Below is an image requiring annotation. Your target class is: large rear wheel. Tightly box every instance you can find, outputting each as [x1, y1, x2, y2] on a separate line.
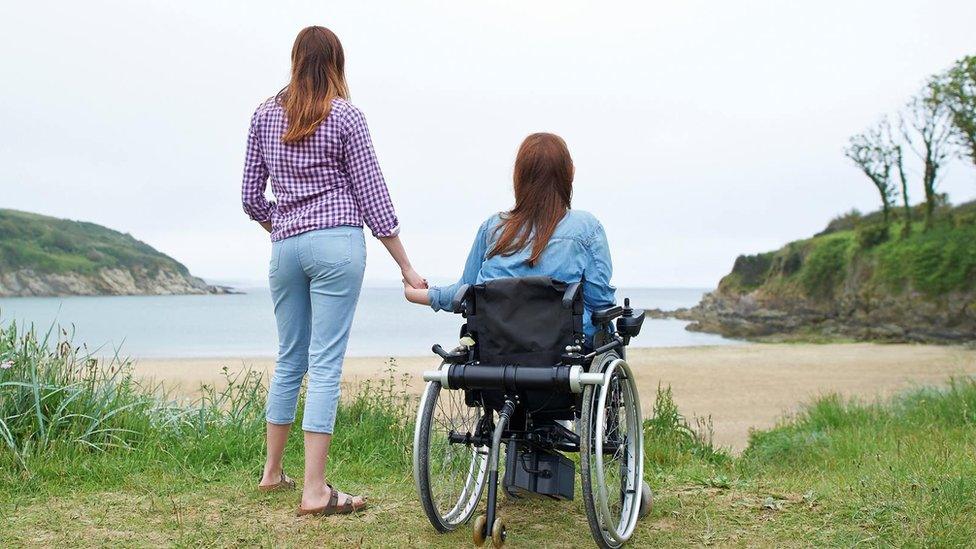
[414, 380, 490, 532]
[580, 354, 644, 548]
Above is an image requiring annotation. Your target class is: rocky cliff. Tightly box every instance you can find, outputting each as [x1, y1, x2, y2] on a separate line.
[0, 209, 229, 297]
[684, 202, 976, 344]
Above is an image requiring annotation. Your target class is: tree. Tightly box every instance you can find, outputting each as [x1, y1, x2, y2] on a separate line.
[891, 138, 912, 238]
[937, 55, 976, 172]
[845, 119, 898, 226]
[900, 83, 953, 230]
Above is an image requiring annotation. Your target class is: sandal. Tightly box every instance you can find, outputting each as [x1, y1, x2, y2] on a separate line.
[296, 483, 369, 516]
[258, 471, 296, 492]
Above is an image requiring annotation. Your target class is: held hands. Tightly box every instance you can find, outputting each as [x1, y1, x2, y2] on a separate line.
[402, 266, 431, 306]
[401, 266, 428, 290]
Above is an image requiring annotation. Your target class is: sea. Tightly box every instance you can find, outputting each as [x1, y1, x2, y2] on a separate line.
[0, 287, 740, 358]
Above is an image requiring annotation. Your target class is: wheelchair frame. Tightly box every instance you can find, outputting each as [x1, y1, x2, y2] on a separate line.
[413, 279, 649, 548]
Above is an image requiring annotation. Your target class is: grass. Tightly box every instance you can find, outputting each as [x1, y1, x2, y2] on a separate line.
[0, 209, 188, 275]
[2, 322, 976, 547]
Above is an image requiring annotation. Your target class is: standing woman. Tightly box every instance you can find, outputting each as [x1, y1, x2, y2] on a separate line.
[242, 26, 424, 515]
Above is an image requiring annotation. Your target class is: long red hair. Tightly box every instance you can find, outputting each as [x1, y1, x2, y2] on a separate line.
[278, 26, 349, 143]
[489, 133, 574, 267]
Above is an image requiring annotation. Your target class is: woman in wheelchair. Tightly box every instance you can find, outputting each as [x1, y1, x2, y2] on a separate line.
[403, 132, 615, 346]
[405, 133, 650, 548]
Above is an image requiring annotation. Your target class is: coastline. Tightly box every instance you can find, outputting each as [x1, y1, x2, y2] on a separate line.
[132, 343, 976, 452]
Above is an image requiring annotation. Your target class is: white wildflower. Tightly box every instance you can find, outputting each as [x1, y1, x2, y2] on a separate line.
[0, 360, 12, 370]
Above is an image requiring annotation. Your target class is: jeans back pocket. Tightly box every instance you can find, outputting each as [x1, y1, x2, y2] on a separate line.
[309, 232, 352, 267]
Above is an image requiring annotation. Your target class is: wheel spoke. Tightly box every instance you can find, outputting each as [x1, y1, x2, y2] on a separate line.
[417, 383, 489, 530]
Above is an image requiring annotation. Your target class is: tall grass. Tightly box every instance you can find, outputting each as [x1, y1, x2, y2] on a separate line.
[0, 321, 412, 487]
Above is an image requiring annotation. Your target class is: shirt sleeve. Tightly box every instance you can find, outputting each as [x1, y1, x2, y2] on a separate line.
[342, 107, 400, 238]
[582, 221, 617, 312]
[241, 109, 276, 223]
[429, 219, 491, 312]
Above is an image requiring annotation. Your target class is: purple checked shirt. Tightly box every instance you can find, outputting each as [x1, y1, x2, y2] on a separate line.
[241, 97, 399, 241]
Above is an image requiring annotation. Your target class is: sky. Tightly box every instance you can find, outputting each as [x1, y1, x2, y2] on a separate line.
[1, 1, 974, 288]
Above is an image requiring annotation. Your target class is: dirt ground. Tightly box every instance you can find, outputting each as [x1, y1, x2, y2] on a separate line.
[133, 343, 976, 452]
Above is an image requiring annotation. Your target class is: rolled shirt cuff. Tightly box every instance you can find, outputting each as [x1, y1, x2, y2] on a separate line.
[428, 286, 444, 311]
[245, 201, 276, 223]
[371, 223, 400, 239]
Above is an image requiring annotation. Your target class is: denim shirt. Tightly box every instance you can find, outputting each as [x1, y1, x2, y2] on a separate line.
[428, 209, 617, 341]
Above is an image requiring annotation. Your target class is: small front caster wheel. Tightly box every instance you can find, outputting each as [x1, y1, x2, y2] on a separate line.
[639, 481, 654, 520]
[491, 517, 507, 548]
[472, 514, 488, 546]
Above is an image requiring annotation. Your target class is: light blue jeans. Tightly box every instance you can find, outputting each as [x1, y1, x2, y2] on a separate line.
[266, 226, 366, 434]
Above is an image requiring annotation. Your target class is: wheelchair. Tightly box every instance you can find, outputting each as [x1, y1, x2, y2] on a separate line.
[413, 276, 650, 548]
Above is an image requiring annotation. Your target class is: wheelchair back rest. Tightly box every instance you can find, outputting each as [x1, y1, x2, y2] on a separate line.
[464, 276, 584, 366]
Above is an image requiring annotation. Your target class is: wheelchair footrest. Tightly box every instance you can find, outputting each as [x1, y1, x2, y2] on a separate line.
[503, 441, 575, 500]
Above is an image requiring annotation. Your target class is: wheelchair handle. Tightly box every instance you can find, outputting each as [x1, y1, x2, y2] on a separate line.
[432, 344, 467, 364]
[431, 344, 451, 359]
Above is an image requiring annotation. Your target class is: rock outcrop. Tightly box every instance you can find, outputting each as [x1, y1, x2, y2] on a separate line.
[684, 287, 976, 343]
[0, 267, 230, 297]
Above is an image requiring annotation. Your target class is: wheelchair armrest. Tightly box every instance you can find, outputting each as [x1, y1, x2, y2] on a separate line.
[592, 305, 624, 325]
[451, 284, 471, 314]
[561, 281, 582, 309]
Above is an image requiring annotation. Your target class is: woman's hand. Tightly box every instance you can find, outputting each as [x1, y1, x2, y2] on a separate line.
[379, 235, 427, 288]
[402, 266, 428, 289]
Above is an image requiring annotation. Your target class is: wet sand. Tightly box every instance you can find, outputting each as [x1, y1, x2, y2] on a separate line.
[133, 343, 976, 452]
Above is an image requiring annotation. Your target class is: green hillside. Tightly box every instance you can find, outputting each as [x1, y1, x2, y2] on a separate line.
[721, 201, 976, 299]
[690, 200, 976, 343]
[0, 209, 188, 276]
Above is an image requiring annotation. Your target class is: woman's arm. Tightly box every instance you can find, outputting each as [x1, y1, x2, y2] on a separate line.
[380, 234, 426, 289]
[417, 218, 491, 310]
[242, 109, 276, 228]
[341, 106, 424, 283]
[582, 221, 617, 311]
[403, 282, 430, 305]
[342, 106, 400, 239]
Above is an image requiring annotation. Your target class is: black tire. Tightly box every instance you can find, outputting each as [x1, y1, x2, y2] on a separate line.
[580, 353, 643, 549]
[414, 381, 489, 532]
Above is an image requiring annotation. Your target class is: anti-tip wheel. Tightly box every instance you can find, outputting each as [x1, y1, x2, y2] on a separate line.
[472, 514, 488, 546]
[639, 481, 654, 520]
[491, 517, 507, 548]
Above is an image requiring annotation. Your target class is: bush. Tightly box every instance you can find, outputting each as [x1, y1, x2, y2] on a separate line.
[724, 252, 774, 291]
[800, 234, 853, 299]
[856, 222, 890, 249]
[874, 224, 976, 294]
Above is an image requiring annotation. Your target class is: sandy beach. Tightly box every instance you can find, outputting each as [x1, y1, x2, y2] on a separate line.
[133, 343, 976, 452]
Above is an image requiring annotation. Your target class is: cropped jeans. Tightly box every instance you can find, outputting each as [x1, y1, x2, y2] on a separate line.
[265, 226, 366, 434]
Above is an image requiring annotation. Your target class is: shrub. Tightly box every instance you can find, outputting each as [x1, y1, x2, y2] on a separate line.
[800, 234, 853, 299]
[724, 252, 774, 291]
[874, 223, 976, 294]
[856, 222, 890, 249]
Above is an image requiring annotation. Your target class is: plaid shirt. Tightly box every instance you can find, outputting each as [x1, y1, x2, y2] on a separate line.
[241, 98, 400, 241]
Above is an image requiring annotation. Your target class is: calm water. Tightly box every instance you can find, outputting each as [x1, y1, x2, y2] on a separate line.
[0, 287, 738, 358]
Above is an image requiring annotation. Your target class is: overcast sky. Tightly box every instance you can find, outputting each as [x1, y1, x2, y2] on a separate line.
[1, 1, 974, 288]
